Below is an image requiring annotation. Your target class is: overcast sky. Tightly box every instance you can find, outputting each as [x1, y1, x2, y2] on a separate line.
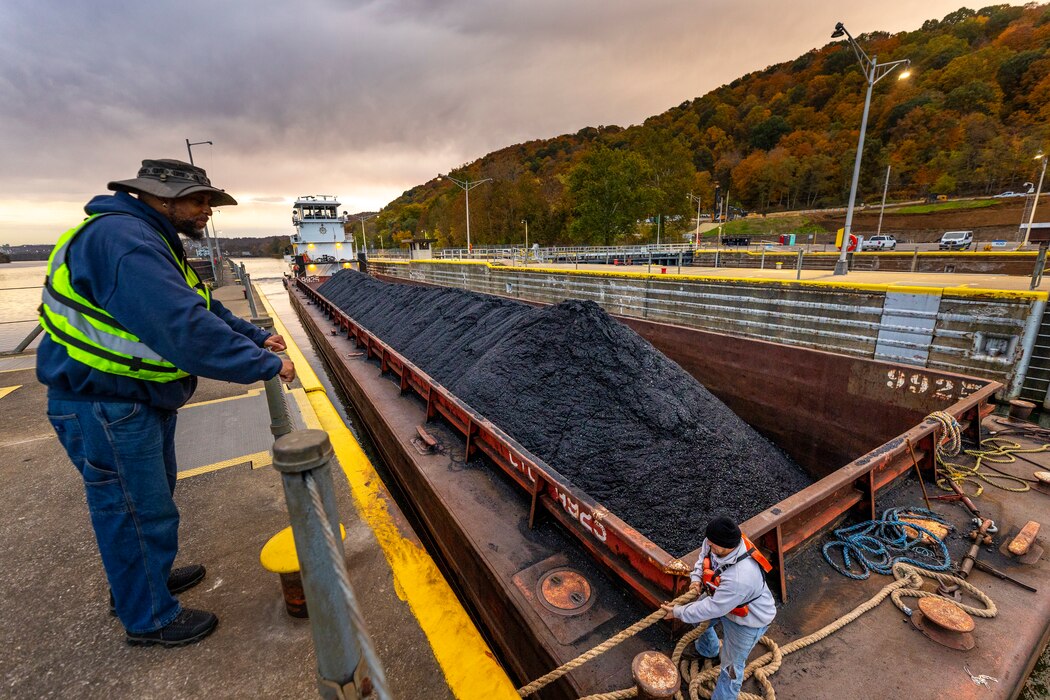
[0, 0, 1015, 245]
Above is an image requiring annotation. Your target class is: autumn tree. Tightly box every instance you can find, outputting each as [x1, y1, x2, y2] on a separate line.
[566, 146, 655, 245]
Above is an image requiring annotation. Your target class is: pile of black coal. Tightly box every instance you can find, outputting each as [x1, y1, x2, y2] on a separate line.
[317, 271, 812, 556]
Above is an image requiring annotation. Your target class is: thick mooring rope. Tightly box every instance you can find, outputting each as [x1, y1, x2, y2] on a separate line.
[516, 589, 699, 697]
[554, 563, 995, 700]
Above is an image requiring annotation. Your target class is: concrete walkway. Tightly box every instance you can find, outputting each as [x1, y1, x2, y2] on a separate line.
[0, 284, 502, 698]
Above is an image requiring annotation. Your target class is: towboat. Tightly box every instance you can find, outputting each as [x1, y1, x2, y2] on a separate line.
[287, 195, 355, 277]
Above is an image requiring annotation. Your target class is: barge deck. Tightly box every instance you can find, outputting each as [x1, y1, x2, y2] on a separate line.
[292, 275, 1050, 699]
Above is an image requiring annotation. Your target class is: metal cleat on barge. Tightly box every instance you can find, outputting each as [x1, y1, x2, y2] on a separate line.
[286, 195, 355, 277]
[289, 270, 1050, 699]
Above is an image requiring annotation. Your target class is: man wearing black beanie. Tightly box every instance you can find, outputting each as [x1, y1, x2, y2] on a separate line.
[661, 516, 776, 700]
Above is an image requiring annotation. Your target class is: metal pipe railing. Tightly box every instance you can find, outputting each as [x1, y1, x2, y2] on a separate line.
[240, 263, 260, 319]
[256, 316, 293, 438]
[272, 430, 389, 700]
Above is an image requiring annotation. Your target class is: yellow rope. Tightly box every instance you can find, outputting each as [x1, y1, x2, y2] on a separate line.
[552, 563, 995, 700]
[927, 412, 1041, 495]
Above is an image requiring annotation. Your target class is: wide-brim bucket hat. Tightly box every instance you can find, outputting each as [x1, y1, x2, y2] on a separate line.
[108, 158, 238, 206]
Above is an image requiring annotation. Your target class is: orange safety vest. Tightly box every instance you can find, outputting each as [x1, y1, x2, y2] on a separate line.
[700, 535, 773, 617]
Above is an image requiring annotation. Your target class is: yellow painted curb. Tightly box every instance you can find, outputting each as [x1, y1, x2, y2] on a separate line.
[258, 287, 518, 699]
[379, 259, 1047, 301]
[0, 385, 22, 400]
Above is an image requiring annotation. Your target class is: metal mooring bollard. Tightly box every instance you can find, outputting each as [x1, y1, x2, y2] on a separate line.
[273, 430, 389, 700]
[631, 651, 679, 699]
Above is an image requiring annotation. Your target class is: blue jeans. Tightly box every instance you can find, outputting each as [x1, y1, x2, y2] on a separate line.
[47, 398, 181, 634]
[695, 616, 769, 700]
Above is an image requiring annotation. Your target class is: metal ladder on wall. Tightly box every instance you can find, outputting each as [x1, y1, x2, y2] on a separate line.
[1020, 302, 1050, 405]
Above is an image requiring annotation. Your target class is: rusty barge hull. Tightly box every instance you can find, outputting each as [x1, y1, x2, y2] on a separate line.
[291, 278, 1050, 699]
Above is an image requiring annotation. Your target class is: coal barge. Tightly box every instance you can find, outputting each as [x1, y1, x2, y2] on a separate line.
[289, 273, 1050, 699]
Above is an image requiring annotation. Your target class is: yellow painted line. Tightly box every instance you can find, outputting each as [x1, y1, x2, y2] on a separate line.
[257, 289, 324, 393]
[390, 259, 1048, 301]
[0, 366, 34, 374]
[183, 387, 264, 408]
[288, 387, 323, 430]
[0, 385, 22, 400]
[307, 392, 518, 699]
[177, 450, 272, 480]
[265, 286, 516, 698]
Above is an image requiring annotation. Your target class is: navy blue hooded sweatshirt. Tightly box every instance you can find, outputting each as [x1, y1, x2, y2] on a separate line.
[37, 192, 283, 410]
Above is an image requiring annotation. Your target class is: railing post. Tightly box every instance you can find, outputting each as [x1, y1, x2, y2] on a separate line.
[796, 249, 804, 280]
[1031, 242, 1048, 290]
[3, 323, 43, 355]
[273, 430, 389, 700]
[242, 267, 260, 319]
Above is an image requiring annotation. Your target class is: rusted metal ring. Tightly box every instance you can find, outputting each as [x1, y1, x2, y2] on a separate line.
[537, 567, 595, 616]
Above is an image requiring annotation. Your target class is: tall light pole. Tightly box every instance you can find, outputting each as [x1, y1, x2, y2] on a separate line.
[185, 139, 221, 284]
[439, 175, 491, 256]
[830, 22, 911, 275]
[1022, 152, 1047, 250]
[521, 218, 529, 265]
[687, 193, 703, 249]
[357, 213, 378, 254]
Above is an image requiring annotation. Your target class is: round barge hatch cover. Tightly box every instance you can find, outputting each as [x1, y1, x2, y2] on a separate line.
[537, 568, 595, 616]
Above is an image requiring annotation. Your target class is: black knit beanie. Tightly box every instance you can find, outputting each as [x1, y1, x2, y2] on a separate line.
[706, 517, 741, 548]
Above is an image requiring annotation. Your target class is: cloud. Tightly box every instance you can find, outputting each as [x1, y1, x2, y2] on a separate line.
[0, 0, 1014, 243]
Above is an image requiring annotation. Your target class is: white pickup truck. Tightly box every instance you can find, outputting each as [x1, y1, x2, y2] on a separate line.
[861, 235, 897, 251]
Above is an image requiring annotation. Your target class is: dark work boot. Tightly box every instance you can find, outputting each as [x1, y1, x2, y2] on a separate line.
[126, 608, 218, 647]
[167, 564, 207, 594]
[110, 564, 207, 615]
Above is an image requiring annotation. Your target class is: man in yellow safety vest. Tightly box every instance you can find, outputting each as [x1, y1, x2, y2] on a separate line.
[38, 159, 295, 646]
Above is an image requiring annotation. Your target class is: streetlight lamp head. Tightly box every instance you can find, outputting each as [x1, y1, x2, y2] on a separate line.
[1036, 152, 1047, 161]
[831, 22, 846, 38]
[898, 69, 911, 80]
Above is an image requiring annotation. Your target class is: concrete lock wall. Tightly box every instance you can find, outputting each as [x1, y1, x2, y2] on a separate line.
[368, 260, 1046, 399]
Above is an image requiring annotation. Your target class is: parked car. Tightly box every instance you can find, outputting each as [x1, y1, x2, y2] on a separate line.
[994, 191, 1022, 198]
[939, 230, 974, 250]
[861, 235, 897, 251]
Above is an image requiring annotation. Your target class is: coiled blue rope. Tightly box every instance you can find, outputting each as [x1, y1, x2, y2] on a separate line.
[822, 507, 953, 580]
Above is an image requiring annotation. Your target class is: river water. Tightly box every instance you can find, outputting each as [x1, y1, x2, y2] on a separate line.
[0, 258, 290, 353]
[0, 261, 46, 352]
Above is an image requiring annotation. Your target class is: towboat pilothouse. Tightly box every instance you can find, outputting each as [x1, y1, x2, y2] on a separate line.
[286, 195, 355, 277]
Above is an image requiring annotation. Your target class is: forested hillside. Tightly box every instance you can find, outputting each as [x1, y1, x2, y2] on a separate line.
[375, 4, 1050, 249]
